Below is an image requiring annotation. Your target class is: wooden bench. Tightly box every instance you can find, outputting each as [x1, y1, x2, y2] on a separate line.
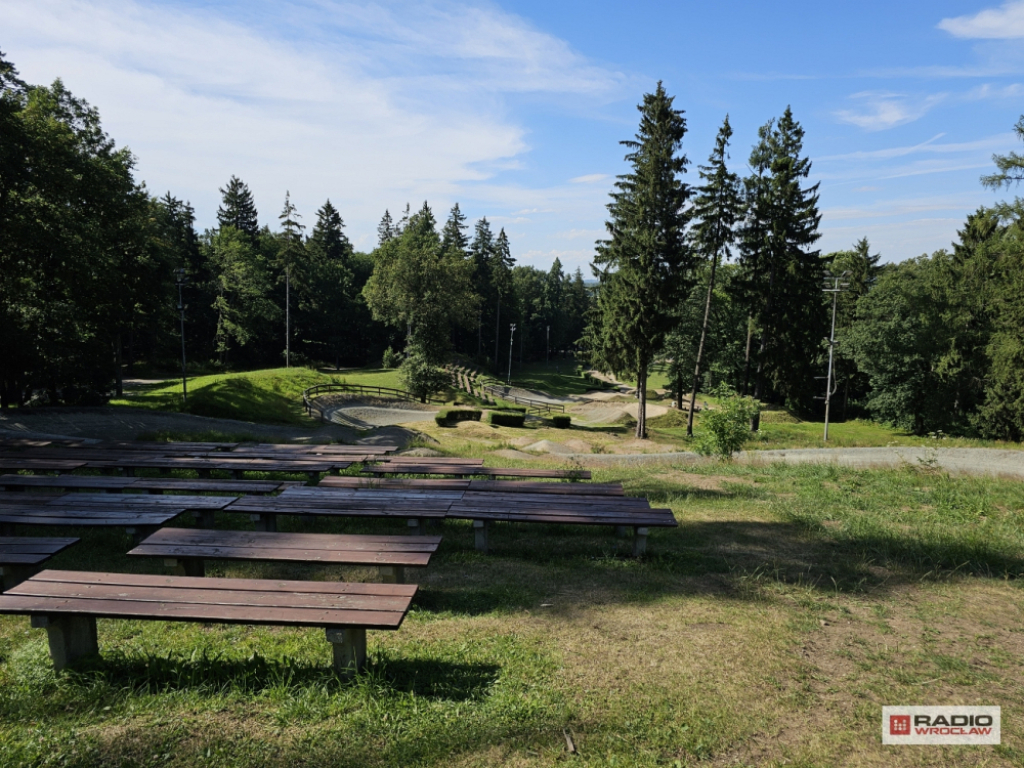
[0, 505, 184, 542]
[362, 464, 592, 480]
[0, 491, 238, 530]
[129, 528, 441, 583]
[83, 456, 344, 481]
[0, 537, 78, 590]
[0, 458, 85, 474]
[225, 488, 453, 534]
[318, 476, 624, 495]
[374, 457, 485, 466]
[0, 474, 294, 496]
[0, 570, 415, 676]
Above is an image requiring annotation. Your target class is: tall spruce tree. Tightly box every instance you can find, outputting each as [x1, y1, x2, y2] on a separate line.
[470, 218, 495, 360]
[377, 209, 395, 246]
[684, 115, 742, 435]
[492, 228, 515, 375]
[593, 83, 693, 439]
[217, 176, 259, 242]
[441, 203, 469, 256]
[739, 107, 824, 427]
[302, 200, 353, 368]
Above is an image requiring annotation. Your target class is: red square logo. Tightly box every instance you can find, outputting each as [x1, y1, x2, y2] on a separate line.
[890, 715, 911, 735]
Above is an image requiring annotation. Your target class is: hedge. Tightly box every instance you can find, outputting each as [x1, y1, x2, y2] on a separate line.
[435, 408, 482, 426]
[551, 415, 571, 429]
[487, 410, 526, 427]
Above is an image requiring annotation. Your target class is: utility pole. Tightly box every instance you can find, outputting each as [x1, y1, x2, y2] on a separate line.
[285, 267, 290, 368]
[507, 323, 516, 386]
[174, 268, 188, 405]
[819, 271, 849, 441]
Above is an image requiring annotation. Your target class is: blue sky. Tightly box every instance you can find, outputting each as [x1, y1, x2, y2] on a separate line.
[4, 0, 1024, 271]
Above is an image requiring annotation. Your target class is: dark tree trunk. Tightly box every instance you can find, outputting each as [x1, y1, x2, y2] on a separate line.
[494, 296, 501, 375]
[635, 359, 648, 439]
[114, 335, 123, 398]
[750, 265, 777, 432]
[741, 315, 753, 396]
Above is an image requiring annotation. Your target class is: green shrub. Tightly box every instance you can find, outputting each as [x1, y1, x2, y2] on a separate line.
[487, 410, 526, 427]
[694, 384, 760, 460]
[551, 415, 571, 429]
[435, 408, 481, 426]
[381, 346, 402, 369]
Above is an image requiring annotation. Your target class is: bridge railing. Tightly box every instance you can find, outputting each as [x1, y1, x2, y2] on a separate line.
[301, 383, 444, 421]
[479, 385, 565, 414]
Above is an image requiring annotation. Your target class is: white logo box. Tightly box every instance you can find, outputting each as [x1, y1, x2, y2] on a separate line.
[883, 706, 1001, 745]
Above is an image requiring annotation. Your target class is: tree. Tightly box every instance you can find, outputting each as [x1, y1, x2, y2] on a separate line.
[469, 217, 495, 359]
[592, 83, 693, 439]
[377, 209, 395, 246]
[738, 108, 824, 426]
[362, 201, 478, 365]
[981, 115, 1024, 190]
[277, 191, 305, 367]
[492, 228, 515, 374]
[300, 200, 354, 367]
[217, 176, 259, 243]
[684, 115, 742, 435]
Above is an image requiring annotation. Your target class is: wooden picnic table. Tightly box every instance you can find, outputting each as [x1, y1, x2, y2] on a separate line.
[0, 569, 416, 675]
[0, 536, 79, 590]
[129, 528, 441, 582]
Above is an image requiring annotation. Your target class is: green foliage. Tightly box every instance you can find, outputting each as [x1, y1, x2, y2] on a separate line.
[694, 385, 760, 459]
[381, 346, 401, 369]
[216, 175, 259, 242]
[592, 83, 695, 438]
[435, 408, 482, 426]
[486, 410, 526, 427]
[399, 344, 450, 403]
[551, 415, 571, 429]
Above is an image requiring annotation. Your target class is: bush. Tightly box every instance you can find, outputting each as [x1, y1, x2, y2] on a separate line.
[694, 385, 760, 460]
[399, 345, 450, 403]
[382, 346, 402, 369]
[435, 408, 482, 426]
[551, 415, 571, 429]
[487, 410, 526, 427]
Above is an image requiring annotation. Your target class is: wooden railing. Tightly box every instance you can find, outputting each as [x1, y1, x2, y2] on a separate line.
[480, 385, 565, 414]
[302, 383, 444, 421]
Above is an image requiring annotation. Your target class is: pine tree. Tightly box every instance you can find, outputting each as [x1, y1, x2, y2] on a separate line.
[684, 115, 742, 435]
[303, 200, 354, 368]
[217, 176, 259, 242]
[441, 203, 469, 256]
[470, 218, 495, 359]
[277, 191, 304, 368]
[492, 228, 515, 375]
[593, 83, 693, 439]
[738, 107, 824, 426]
[377, 210, 395, 247]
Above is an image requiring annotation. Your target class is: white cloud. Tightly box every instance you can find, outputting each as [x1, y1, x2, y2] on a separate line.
[0, 0, 626, 241]
[834, 91, 947, 131]
[555, 228, 605, 240]
[939, 1, 1024, 39]
[569, 173, 611, 184]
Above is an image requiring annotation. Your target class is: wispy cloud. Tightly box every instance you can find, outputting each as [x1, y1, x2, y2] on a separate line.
[834, 91, 947, 131]
[569, 173, 610, 184]
[939, 1, 1024, 39]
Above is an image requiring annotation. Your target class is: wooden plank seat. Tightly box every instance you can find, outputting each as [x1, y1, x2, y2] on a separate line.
[0, 505, 184, 542]
[374, 457, 485, 466]
[361, 464, 591, 479]
[319, 476, 472, 491]
[81, 456, 344, 480]
[0, 474, 137, 492]
[129, 528, 442, 583]
[0, 570, 416, 676]
[232, 444, 397, 456]
[0, 536, 79, 590]
[0, 458, 86, 474]
[318, 476, 626, 495]
[0, 474, 290, 500]
[225, 490, 452, 534]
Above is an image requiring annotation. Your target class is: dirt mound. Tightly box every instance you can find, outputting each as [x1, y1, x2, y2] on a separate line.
[489, 449, 537, 461]
[398, 447, 443, 457]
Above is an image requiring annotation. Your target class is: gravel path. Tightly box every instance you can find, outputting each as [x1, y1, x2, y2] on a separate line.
[558, 446, 1024, 479]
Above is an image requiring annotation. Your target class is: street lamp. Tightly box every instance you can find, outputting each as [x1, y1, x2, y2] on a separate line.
[507, 323, 516, 387]
[174, 268, 188, 405]
[819, 270, 849, 441]
[546, 324, 550, 366]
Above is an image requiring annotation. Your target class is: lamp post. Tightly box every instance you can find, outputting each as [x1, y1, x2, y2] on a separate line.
[820, 271, 849, 441]
[174, 268, 188, 405]
[507, 323, 516, 387]
[546, 324, 550, 366]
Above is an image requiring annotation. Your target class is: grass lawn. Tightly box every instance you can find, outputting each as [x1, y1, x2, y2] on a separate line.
[505, 362, 610, 398]
[1, 460, 1022, 767]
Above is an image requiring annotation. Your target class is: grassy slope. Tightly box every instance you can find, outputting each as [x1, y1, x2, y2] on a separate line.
[109, 367, 409, 426]
[1, 461, 1022, 766]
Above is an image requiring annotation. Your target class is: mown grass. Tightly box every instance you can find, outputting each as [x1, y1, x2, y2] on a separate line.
[1, 460, 1022, 767]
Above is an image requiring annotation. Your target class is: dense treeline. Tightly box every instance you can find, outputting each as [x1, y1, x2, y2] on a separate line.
[584, 84, 1024, 441]
[0, 53, 592, 407]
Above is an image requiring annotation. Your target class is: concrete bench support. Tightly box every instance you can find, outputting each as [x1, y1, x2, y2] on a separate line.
[194, 509, 216, 529]
[407, 518, 423, 536]
[474, 520, 488, 553]
[250, 513, 277, 533]
[633, 527, 649, 558]
[378, 565, 406, 584]
[326, 626, 366, 679]
[614, 525, 629, 538]
[125, 526, 157, 547]
[1, 564, 34, 592]
[31, 614, 98, 670]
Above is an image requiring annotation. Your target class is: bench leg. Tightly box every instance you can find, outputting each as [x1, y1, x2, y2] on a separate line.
[474, 520, 489, 554]
[194, 509, 216, 529]
[198, 469, 212, 479]
[231, 469, 244, 480]
[31, 615, 98, 671]
[251, 513, 277, 533]
[614, 525, 629, 538]
[632, 526, 649, 558]
[165, 558, 205, 577]
[407, 518, 422, 536]
[1, 564, 35, 591]
[126, 526, 157, 547]
[378, 565, 405, 584]
[0, 522, 14, 537]
[306, 472, 320, 485]
[121, 467, 135, 478]
[326, 627, 366, 679]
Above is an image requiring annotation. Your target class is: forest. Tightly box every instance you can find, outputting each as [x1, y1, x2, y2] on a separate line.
[2, 51, 1023, 442]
